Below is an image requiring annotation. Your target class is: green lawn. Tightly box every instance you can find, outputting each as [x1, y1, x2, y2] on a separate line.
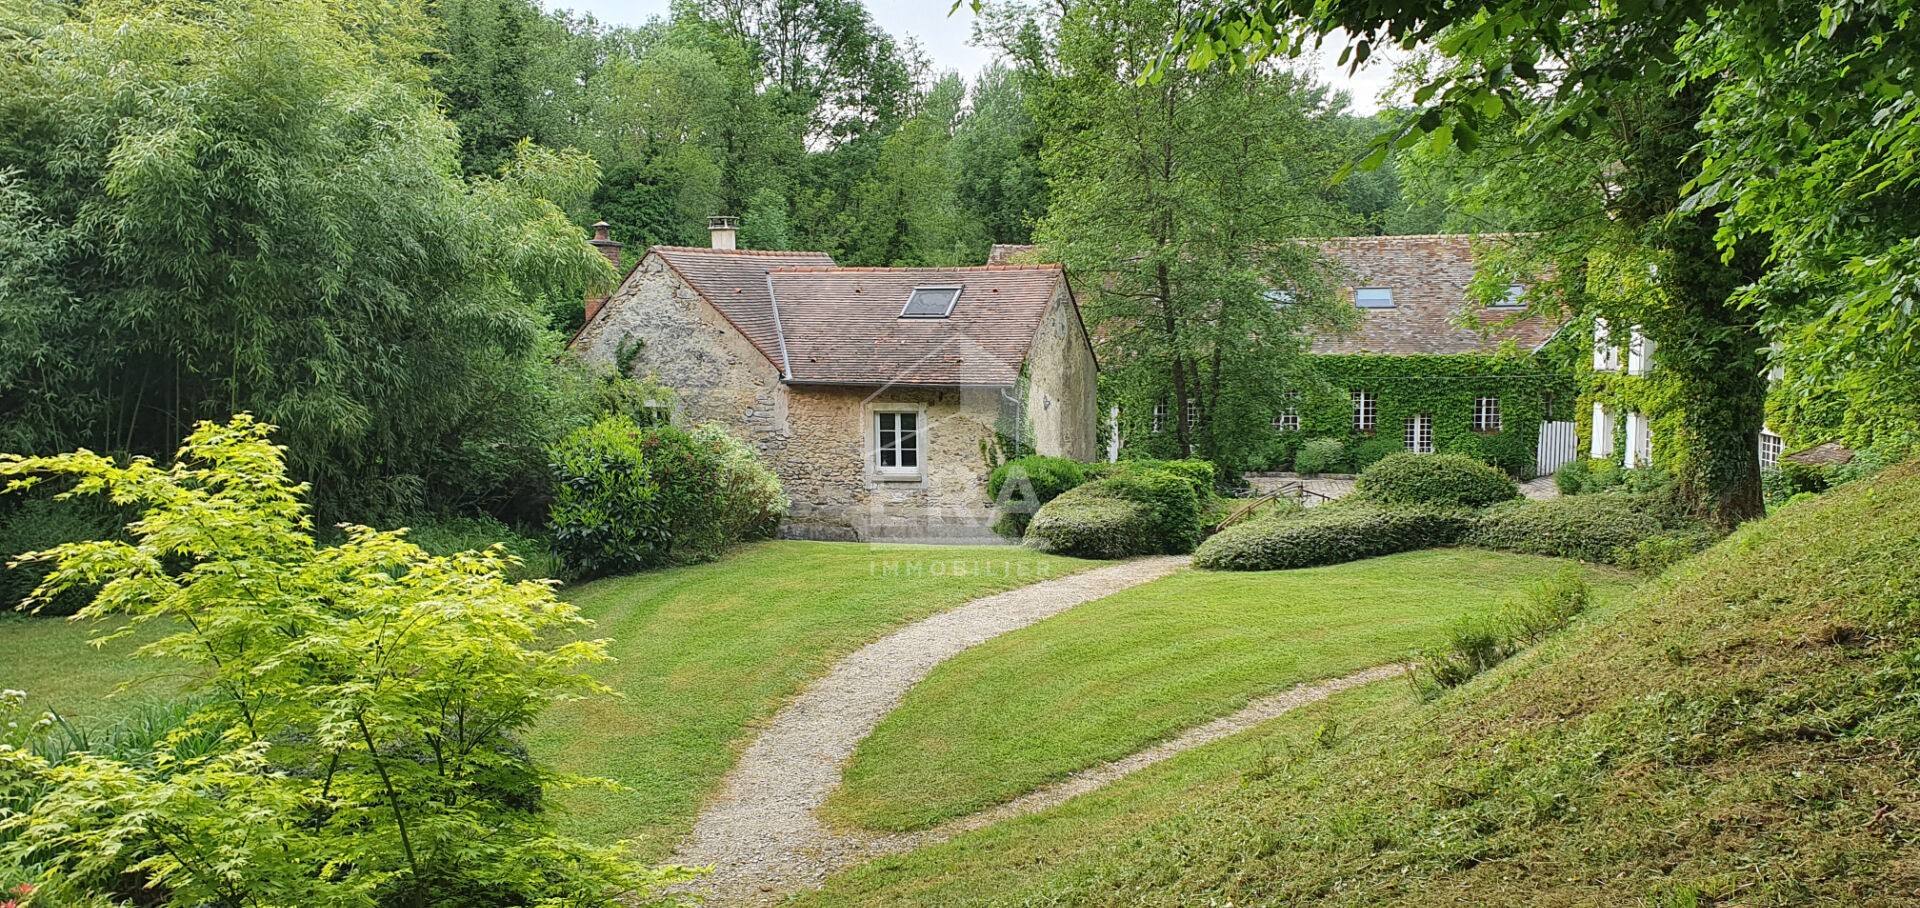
[3, 540, 1094, 865]
[0, 615, 183, 721]
[824, 548, 1636, 832]
[526, 540, 1095, 860]
[796, 683, 1406, 908]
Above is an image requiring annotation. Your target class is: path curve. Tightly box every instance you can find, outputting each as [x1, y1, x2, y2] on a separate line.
[671, 555, 1190, 905]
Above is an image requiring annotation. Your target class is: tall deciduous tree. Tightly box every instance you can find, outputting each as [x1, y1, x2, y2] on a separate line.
[1023, 0, 1355, 472]
[952, 62, 1048, 245]
[1159, 0, 1920, 524]
[0, 0, 612, 520]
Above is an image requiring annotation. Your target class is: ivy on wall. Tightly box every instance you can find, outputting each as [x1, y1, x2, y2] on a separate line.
[1256, 353, 1577, 476]
[1575, 328, 1686, 472]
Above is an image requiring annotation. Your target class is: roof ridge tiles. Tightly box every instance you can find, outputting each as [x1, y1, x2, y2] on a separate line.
[766, 263, 1062, 274]
[650, 245, 835, 258]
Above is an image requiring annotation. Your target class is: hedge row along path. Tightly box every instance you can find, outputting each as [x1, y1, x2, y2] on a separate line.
[670, 556, 1404, 906]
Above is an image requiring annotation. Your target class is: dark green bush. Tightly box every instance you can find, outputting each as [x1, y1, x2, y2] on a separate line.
[0, 497, 125, 616]
[1024, 472, 1201, 558]
[1292, 437, 1345, 476]
[1349, 434, 1403, 471]
[1193, 503, 1473, 571]
[1352, 453, 1520, 509]
[1085, 458, 1217, 499]
[1465, 494, 1666, 564]
[547, 417, 786, 578]
[988, 455, 1089, 538]
[549, 416, 671, 578]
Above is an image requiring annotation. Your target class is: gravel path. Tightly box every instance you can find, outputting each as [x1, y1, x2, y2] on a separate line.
[670, 555, 1190, 906]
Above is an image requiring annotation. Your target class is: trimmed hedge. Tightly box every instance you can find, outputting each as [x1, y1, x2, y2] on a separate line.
[1025, 472, 1201, 558]
[1085, 458, 1217, 499]
[1353, 453, 1520, 509]
[1193, 503, 1474, 571]
[988, 455, 1089, 537]
[1464, 494, 1665, 564]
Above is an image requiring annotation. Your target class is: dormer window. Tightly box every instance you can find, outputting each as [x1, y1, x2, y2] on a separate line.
[1355, 287, 1394, 309]
[1494, 284, 1526, 308]
[901, 285, 962, 318]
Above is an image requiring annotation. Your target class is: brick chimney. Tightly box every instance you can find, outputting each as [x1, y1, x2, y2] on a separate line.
[585, 221, 622, 323]
[707, 215, 738, 251]
[589, 221, 622, 269]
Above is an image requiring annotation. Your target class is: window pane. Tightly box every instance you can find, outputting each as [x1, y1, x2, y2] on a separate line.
[1355, 288, 1394, 308]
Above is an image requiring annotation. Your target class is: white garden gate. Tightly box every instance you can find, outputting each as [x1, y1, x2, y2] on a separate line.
[1536, 420, 1577, 476]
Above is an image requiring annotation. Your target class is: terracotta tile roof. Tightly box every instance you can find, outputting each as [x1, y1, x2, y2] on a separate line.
[769, 265, 1067, 386]
[652, 246, 837, 365]
[1313, 234, 1563, 355]
[987, 243, 1040, 265]
[1784, 441, 1855, 467]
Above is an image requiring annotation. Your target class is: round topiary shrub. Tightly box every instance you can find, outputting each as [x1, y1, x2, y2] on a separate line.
[1353, 453, 1520, 509]
[1464, 494, 1664, 563]
[1024, 471, 1201, 558]
[1194, 503, 1473, 571]
[988, 455, 1089, 537]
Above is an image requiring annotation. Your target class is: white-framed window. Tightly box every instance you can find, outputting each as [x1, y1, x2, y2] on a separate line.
[1627, 326, 1655, 376]
[1405, 414, 1434, 454]
[871, 408, 925, 480]
[1151, 400, 1166, 434]
[1355, 287, 1395, 309]
[1264, 288, 1296, 306]
[1759, 428, 1784, 471]
[1352, 390, 1377, 433]
[1184, 397, 1201, 431]
[1593, 317, 1621, 372]
[1591, 402, 1616, 458]
[1494, 283, 1526, 309]
[1272, 391, 1300, 432]
[1473, 397, 1502, 433]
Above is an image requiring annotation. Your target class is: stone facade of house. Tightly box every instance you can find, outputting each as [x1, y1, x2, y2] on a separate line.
[571, 244, 1097, 542]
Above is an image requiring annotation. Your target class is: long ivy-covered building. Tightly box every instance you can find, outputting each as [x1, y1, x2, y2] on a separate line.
[992, 236, 1579, 477]
[1262, 234, 1576, 476]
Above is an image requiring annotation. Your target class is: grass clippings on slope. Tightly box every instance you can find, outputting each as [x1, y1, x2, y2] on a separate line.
[799, 462, 1920, 907]
[826, 549, 1636, 832]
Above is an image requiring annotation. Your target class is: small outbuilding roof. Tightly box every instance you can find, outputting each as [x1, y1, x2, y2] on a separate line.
[1783, 441, 1856, 467]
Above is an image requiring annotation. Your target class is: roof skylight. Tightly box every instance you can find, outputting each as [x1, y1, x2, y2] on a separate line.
[901, 285, 962, 318]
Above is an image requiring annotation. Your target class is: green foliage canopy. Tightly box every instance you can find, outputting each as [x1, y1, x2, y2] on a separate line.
[0, 416, 691, 906]
[0, 0, 614, 520]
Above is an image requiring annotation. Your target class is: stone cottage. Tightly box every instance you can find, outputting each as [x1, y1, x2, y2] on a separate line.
[571, 221, 1099, 542]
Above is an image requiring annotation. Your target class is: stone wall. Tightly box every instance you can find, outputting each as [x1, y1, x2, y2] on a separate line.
[571, 252, 788, 454]
[778, 385, 1003, 543]
[1023, 285, 1100, 461]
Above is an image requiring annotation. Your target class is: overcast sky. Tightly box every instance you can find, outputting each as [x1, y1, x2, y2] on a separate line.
[543, 0, 1404, 114]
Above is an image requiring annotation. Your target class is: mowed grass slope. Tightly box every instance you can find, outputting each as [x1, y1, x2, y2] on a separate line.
[799, 465, 1920, 907]
[826, 549, 1636, 831]
[528, 540, 1094, 860]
